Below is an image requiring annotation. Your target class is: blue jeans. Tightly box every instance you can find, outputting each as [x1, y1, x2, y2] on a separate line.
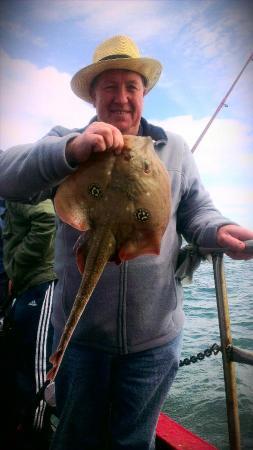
[50, 332, 183, 450]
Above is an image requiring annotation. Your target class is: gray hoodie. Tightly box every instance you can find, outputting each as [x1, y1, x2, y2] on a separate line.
[0, 118, 232, 354]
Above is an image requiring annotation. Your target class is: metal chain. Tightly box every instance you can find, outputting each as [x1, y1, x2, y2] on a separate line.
[179, 343, 221, 367]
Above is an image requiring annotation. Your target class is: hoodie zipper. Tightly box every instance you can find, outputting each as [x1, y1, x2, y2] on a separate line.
[118, 261, 128, 354]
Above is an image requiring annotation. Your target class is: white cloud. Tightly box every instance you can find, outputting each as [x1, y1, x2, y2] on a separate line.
[19, 0, 170, 41]
[151, 115, 253, 227]
[0, 50, 94, 148]
[151, 114, 253, 174]
[3, 0, 208, 44]
[206, 185, 253, 228]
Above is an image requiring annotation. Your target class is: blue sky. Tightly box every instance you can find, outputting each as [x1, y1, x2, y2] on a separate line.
[0, 0, 252, 227]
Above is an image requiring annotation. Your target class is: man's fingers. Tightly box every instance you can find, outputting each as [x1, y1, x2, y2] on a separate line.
[90, 126, 114, 150]
[92, 134, 108, 152]
[66, 122, 125, 164]
[220, 235, 245, 252]
[225, 250, 253, 261]
[111, 127, 124, 152]
[87, 122, 124, 153]
[217, 225, 253, 253]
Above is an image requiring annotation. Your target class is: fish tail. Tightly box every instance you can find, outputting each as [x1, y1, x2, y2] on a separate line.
[47, 229, 116, 382]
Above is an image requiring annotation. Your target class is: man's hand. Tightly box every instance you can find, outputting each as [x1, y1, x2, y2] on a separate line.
[65, 122, 124, 166]
[217, 224, 253, 260]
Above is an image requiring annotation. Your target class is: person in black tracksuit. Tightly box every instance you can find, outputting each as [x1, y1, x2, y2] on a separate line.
[2, 199, 57, 449]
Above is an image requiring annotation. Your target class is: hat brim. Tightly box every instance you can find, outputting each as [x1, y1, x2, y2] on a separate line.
[70, 57, 162, 103]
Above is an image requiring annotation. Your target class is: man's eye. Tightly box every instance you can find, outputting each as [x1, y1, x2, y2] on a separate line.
[128, 85, 137, 91]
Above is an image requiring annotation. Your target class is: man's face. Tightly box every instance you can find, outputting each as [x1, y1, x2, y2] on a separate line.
[91, 69, 146, 135]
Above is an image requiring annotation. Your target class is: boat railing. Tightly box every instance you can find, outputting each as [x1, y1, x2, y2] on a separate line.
[179, 240, 253, 450]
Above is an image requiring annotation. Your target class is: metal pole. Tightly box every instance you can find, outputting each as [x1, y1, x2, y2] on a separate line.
[212, 254, 241, 450]
[191, 52, 253, 153]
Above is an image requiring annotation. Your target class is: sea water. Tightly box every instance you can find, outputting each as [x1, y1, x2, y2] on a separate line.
[163, 256, 253, 450]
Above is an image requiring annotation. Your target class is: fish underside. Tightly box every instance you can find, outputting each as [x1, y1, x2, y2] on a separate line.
[47, 135, 171, 381]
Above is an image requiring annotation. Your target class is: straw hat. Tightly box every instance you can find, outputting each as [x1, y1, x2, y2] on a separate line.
[71, 35, 162, 103]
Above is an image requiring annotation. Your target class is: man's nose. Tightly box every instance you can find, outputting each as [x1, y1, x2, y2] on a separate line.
[115, 86, 128, 103]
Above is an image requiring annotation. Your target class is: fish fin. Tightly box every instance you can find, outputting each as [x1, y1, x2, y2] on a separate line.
[119, 232, 161, 261]
[54, 185, 90, 231]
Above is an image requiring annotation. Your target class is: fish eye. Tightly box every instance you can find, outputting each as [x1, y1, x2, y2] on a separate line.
[88, 184, 103, 199]
[143, 160, 150, 173]
[134, 208, 150, 222]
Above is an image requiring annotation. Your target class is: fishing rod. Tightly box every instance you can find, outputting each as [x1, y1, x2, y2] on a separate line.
[191, 52, 253, 153]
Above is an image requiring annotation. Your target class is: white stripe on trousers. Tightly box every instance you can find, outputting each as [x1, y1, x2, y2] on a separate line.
[33, 281, 54, 430]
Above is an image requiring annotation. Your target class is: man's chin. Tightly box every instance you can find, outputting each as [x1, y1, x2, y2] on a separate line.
[109, 118, 130, 133]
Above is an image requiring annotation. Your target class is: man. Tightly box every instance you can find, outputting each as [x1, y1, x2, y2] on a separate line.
[2, 200, 57, 449]
[0, 35, 252, 450]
